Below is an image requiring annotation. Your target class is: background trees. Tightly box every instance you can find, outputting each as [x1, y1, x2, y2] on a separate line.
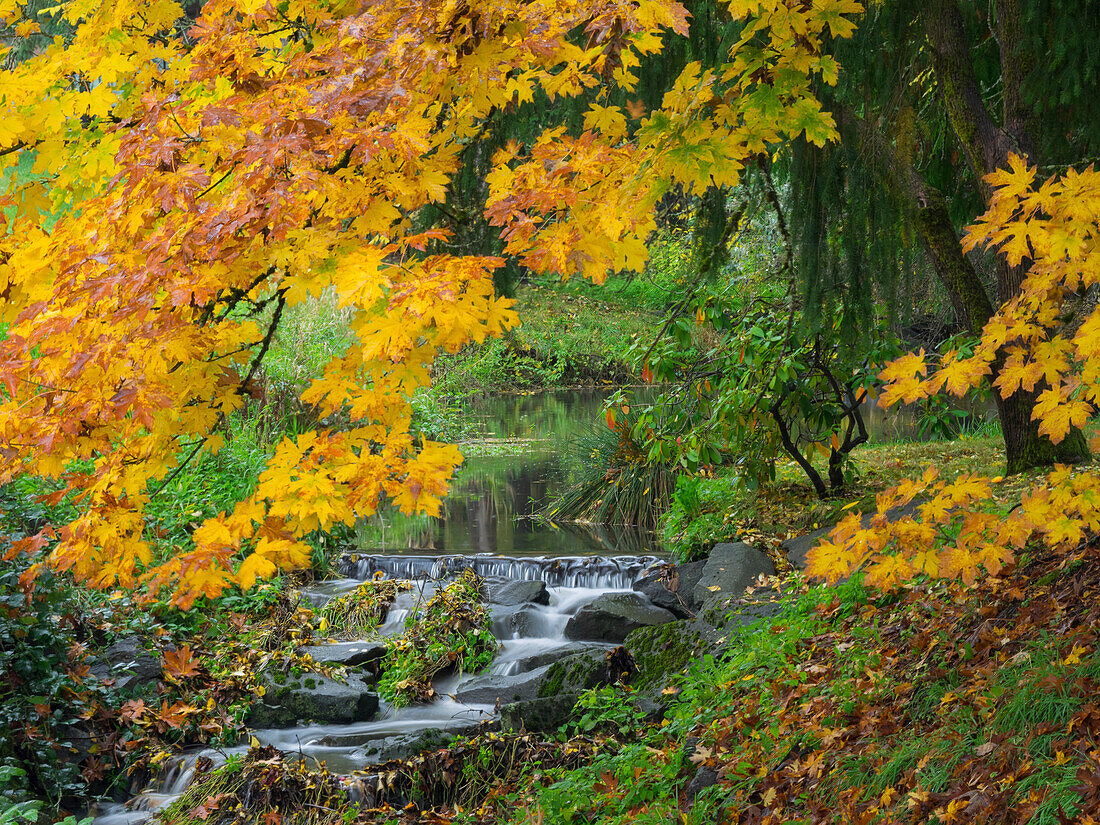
[789, 0, 1100, 473]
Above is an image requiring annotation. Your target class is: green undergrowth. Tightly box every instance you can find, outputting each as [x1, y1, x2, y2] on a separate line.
[378, 571, 497, 707]
[503, 545, 1100, 823]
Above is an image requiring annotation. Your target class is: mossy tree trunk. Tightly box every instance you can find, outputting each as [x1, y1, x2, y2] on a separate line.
[916, 0, 1090, 472]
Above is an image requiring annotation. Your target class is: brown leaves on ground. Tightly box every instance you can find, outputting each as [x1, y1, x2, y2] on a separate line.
[687, 541, 1100, 823]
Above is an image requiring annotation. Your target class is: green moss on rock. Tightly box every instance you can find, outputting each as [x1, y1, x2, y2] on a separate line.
[624, 621, 715, 690]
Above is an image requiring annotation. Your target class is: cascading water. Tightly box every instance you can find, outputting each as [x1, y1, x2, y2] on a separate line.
[340, 553, 660, 590]
[90, 390, 667, 822]
[91, 552, 661, 822]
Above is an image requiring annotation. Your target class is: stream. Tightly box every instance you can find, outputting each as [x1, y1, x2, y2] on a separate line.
[90, 388, 995, 821]
[91, 390, 664, 823]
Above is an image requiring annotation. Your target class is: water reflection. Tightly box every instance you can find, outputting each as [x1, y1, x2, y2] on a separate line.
[356, 390, 663, 557]
[356, 388, 996, 557]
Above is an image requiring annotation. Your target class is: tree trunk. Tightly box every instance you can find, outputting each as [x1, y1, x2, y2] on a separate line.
[917, 0, 1090, 472]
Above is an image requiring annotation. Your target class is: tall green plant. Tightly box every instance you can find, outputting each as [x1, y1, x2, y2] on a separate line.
[621, 289, 899, 499]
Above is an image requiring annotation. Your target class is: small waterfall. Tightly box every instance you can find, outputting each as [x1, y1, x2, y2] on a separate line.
[341, 553, 661, 589]
[90, 753, 216, 824]
[94, 551, 656, 824]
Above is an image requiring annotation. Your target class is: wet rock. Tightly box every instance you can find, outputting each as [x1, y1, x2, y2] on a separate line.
[300, 640, 388, 668]
[499, 694, 582, 733]
[693, 543, 774, 607]
[491, 604, 546, 638]
[563, 592, 676, 643]
[248, 672, 379, 728]
[87, 636, 161, 690]
[632, 560, 706, 617]
[487, 579, 550, 606]
[454, 665, 550, 705]
[498, 642, 614, 676]
[353, 721, 491, 763]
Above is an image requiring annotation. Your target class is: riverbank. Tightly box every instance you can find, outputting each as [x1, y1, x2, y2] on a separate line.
[96, 508, 1100, 825]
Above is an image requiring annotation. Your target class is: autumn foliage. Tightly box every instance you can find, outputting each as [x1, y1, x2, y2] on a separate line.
[0, 0, 865, 607]
[808, 158, 1100, 588]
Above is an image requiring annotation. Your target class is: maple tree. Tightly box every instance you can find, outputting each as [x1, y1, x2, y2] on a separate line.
[808, 156, 1100, 588]
[0, 0, 866, 607]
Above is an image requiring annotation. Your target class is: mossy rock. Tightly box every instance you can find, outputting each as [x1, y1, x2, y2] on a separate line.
[536, 646, 633, 699]
[697, 590, 784, 634]
[624, 621, 718, 691]
[500, 694, 582, 733]
[248, 672, 379, 728]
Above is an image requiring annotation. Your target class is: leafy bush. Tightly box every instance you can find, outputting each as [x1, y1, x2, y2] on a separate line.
[0, 561, 92, 807]
[660, 474, 740, 562]
[378, 571, 497, 706]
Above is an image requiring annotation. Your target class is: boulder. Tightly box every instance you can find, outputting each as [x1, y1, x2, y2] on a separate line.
[780, 526, 831, 571]
[632, 560, 706, 617]
[563, 592, 676, 643]
[300, 640, 388, 668]
[782, 500, 924, 570]
[487, 580, 550, 606]
[454, 665, 550, 706]
[697, 590, 784, 633]
[536, 646, 634, 699]
[692, 543, 775, 607]
[500, 694, 581, 733]
[624, 620, 721, 691]
[247, 672, 379, 728]
[686, 766, 720, 802]
[87, 636, 161, 690]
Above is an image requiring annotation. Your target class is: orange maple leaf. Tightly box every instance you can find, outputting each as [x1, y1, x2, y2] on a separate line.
[162, 645, 201, 682]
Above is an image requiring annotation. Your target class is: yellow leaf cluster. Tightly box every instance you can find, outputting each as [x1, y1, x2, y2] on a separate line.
[817, 159, 1100, 589]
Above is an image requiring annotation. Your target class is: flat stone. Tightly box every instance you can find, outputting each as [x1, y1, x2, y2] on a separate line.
[248, 672, 379, 728]
[350, 720, 493, 763]
[487, 580, 550, 606]
[564, 592, 676, 643]
[693, 543, 775, 607]
[697, 590, 784, 636]
[300, 640, 388, 668]
[632, 560, 706, 617]
[454, 665, 550, 706]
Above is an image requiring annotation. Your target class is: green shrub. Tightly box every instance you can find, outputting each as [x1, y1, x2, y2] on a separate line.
[549, 417, 676, 530]
[378, 571, 497, 706]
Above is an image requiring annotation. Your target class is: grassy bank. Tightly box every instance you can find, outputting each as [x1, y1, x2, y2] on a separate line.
[429, 275, 666, 399]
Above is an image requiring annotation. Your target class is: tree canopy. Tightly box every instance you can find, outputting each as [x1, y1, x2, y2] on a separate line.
[0, 0, 861, 606]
